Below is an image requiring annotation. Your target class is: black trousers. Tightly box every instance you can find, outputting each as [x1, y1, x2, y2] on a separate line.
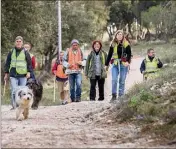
[90, 76, 105, 101]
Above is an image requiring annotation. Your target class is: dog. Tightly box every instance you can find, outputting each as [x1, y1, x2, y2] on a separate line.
[26, 78, 43, 110]
[15, 86, 33, 121]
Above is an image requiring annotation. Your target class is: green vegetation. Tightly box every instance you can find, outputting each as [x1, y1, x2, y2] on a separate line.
[113, 42, 176, 143]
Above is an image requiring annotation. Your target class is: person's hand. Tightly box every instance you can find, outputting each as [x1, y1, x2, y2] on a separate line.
[85, 76, 88, 80]
[68, 64, 74, 68]
[123, 62, 130, 67]
[4, 73, 8, 81]
[26, 72, 30, 78]
[76, 61, 82, 66]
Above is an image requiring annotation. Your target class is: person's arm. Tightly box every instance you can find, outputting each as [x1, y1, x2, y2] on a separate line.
[63, 50, 70, 68]
[126, 45, 132, 63]
[31, 56, 36, 70]
[157, 58, 163, 68]
[105, 46, 113, 66]
[103, 51, 108, 65]
[25, 51, 33, 73]
[52, 62, 57, 75]
[4, 51, 12, 73]
[140, 60, 146, 73]
[84, 54, 91, 76]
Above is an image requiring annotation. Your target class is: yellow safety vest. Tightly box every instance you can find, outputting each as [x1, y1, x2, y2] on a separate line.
[10, 49, 27, 74]
[112, 40, 129, 65]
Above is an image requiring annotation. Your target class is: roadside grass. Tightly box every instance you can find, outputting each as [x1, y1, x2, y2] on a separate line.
[1, 72, 90, 106]
[110, 42, 176, 144]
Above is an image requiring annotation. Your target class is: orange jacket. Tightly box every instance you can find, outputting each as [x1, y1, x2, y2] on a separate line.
[68, 48, 82, 70]
[56, 64, 68, 79]
[52, 61, 68, 79]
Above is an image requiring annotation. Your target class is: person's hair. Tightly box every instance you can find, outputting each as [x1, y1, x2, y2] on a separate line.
[147, 48, 154, 53]
[24, 42, 33, 51]
[56, 51, 64, 63]
[92, 40, 102, 50]
[113, 30, 125, 43]
[15, 36, 23, 41]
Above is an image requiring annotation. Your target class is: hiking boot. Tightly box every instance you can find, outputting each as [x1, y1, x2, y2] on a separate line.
[110, 94, 117, 103]
[10, 107, 15, 110]
[98, 98, 104, 101]
[62, 100, 68, 105]
[71, 99, 75, 102]
[90, 99, 95, 101]
[75, 97, 81, 102]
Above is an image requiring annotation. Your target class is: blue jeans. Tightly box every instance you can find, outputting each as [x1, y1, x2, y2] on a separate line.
[30, 70, 36, 80]
[68, 73, 82, 101]
[10, 77, 27, 108]
[111, 64, 128, 97]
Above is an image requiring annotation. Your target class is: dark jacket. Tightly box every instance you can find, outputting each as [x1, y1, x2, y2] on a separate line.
[85, 50, 107, 79]
[4, 47, 33, 78]
[105, 43, 132, 66]
[140, 56, 163, 73]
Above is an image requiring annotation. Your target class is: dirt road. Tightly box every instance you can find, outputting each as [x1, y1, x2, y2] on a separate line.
[2, 57, 168, 148]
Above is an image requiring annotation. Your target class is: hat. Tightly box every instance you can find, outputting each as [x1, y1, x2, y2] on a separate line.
[71, 39, 79, 45]
[15, 36, 23, 41]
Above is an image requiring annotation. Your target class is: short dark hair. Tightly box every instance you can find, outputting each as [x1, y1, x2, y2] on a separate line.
[147, 48, 154, 53]
[24, 42, 33, 51]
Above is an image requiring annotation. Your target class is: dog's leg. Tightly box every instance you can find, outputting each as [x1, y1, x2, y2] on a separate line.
[32, 97, 41, 110]
[16, 107, 24, 121]
[23, 108, 29, 119]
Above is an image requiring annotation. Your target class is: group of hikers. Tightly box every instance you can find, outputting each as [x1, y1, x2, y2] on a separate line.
[4, 30, 163, 108]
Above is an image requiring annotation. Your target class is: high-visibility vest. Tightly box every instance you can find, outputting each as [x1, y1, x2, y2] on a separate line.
[10, 49, 27, 74]
[56, 64, 68, 79]
[145, 56, 159, 73]
[112, 39, 129, 65]
[68, 48, 82, 70]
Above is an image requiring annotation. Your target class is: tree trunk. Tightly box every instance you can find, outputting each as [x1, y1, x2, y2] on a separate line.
[128, 23, 134, 39]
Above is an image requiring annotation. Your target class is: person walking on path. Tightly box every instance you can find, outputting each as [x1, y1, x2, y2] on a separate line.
[63, 39, 86, 102]
[105, 30, 132, 102]
[85, 40, 107, 101]
[24, 42, 36, 80]
[140, 48, 163, 80]
[52, 51, 69, 105]
[4, 36, 33, 109]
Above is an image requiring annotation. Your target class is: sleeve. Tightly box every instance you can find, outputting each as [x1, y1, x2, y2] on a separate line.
[52, 62, 57, 74]
[63, 50, 70, 68]
[4, 51, 12, 73]
[157, 58, 163, 68]
[25, 51, 33, 73]
[126, 45, 132, 63]
[105, 46, 114, 66]
[140, 60, 145, 73]
[84, 54, 91, 76]
[31, 56, 36, 69]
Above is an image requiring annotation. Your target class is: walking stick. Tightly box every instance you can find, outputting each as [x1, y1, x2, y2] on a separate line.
[53, 75, 56, 102]
[2, 80, 7, 97]
[117, 59, 121, 98]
